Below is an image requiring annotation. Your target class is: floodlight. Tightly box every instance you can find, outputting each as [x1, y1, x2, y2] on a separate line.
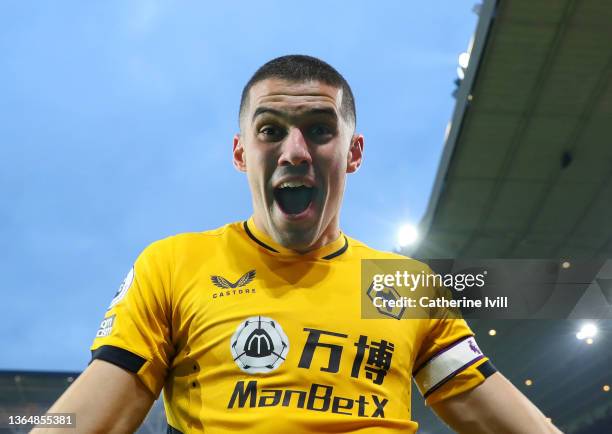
[456, 66, 465, 80]
[576, 323, 598, 341]
[458, 52, 470, 69]
[397, 224, 418, 247]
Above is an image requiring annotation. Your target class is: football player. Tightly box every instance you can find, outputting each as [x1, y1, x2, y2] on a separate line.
[34, 55, 561, 434]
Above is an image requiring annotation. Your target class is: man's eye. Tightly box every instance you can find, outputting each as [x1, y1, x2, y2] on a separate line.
[309, 125, 333, 138]
[259, 126, 284, 140]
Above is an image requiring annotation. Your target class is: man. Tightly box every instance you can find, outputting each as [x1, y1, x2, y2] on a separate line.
[35, 55, 561, 433]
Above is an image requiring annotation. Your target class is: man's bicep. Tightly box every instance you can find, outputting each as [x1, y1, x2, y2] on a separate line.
[431, 372, 562, 434]
[32, 360, 155, 434]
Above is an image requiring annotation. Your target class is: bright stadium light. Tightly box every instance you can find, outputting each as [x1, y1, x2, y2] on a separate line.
[576, 323, 598, 340]
[458, 52, 470, 69]
[456, 66, 465, 80]
[397, 224, 418, 247]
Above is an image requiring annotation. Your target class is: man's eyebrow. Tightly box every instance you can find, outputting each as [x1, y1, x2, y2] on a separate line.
[252, 107, 283, 121]
[252, 106, 337, 121]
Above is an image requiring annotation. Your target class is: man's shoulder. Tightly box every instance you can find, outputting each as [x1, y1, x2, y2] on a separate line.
[346, 235, 403, 259]
[144, 221, 244, 254]
[346, 235, 429, 268]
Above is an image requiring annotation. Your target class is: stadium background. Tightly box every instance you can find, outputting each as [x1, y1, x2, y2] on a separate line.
[2, 0, 611, 432]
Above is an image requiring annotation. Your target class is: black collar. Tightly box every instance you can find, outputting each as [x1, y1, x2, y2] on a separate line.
[243, 221, 349, 260]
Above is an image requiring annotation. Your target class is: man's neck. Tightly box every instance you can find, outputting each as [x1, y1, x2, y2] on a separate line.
[252, 214, 341, 254]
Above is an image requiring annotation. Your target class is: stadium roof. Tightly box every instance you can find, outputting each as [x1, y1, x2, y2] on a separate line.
[413, 0, 612, 260]
[407, 0, 612, 432]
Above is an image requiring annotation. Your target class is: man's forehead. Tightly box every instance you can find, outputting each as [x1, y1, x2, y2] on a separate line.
[248, 79, 343, 114]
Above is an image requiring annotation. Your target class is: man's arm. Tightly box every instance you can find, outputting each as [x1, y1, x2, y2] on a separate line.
[431, 372, 563, 434]
[31, 360, 155, 434]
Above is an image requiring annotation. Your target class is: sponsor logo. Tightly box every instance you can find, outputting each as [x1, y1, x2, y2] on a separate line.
[228, 380, 387, 418]
[227, 323, 397, 417]
[230, 316, 289, 374]
[108, 267, 134, 310]
[212, 288, 256, 299]
[211, 270, 256, 288]
[96, 315, 115, 338]
[211, 270, 257, 299]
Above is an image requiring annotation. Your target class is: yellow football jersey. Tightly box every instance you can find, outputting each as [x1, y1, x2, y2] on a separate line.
[91, 218, 495, 433]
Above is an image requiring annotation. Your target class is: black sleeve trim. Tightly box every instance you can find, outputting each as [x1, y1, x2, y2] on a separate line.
[90, 345, 146, 374]
[477, 360, 497, 379]
[167, 425, 184, 434]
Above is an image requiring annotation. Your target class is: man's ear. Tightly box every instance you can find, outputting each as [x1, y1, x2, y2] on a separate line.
[346, 134, 364, 173]
[233, 134, 247, 172]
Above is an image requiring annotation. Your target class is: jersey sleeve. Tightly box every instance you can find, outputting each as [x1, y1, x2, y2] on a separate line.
[90, 238, 175, 397]
[413, 317, 497, 406]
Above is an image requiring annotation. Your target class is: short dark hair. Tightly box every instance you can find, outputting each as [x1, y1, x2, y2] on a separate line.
[239, 54, 356, 127]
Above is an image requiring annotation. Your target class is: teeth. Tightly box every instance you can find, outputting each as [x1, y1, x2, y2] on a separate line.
[278, 181, 310, 189]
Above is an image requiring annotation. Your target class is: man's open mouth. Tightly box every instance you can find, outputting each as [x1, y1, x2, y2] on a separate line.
[274, 182, 315, 215]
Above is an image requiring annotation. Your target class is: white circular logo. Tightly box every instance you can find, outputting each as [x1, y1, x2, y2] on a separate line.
[230, 316, 290, 374]
[108, 266, 134, 310]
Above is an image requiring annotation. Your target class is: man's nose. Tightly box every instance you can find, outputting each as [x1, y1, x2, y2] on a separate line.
[278, 127, 312, 166]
